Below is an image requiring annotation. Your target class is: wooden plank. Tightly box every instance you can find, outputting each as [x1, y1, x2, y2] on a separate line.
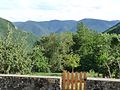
[67, 72, 70, 90]
[84, 72, 86, 90]
[71, 72, 74, 90]
[75, 72, 78, 90]
[79, 72, 82, 90]
[62, 71, 66, 90]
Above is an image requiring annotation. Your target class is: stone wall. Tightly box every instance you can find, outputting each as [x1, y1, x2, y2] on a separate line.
[0, 74, 120, 90]
[0, 74, 61, 90]
[86, 78, 120, 90]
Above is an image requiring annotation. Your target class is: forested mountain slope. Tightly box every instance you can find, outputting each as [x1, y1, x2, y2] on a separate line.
[14, 19, 119, 36]
[0, 17, 38, 47]
[104, 22, 120, 34]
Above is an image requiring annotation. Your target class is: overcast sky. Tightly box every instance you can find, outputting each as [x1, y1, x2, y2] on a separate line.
[0, 0, 120, 21]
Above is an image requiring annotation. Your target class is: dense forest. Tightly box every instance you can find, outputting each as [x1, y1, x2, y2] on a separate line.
[0, 18, 120, 78]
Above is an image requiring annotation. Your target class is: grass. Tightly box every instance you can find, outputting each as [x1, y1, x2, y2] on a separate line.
[32, 71, 102, 78]
[32, 72, 61, 76]
[86, 70, 102, 78]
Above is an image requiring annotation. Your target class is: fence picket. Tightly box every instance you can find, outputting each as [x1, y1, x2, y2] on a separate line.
[67, 72, 70, 89]
[84, 72, 86, 90]
[71, 72, 74, 90]
[75, 72, 78, 90]
[79, 72, 82, 90]
[62, 71, 66, 90]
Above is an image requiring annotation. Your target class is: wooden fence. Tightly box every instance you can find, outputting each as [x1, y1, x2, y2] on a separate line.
[62, 71, 87, 90]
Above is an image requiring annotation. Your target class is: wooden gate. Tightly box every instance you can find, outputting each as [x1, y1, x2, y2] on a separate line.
[62, 71, 87, 90]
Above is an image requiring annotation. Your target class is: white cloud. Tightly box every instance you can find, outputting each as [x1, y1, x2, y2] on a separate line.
[0, 0, 120, 21]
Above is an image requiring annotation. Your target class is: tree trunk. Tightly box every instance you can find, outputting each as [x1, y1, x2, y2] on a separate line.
[117, 59, 120, 70]
[72, 67, 74, 72]
[6, 65, 10, 74]
[105, 62, 112, 78]
[115, 59, 120, 78]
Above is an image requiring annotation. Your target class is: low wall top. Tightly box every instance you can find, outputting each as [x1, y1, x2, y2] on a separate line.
[0, 74, 61, 79]
[87, 77, 120, 82]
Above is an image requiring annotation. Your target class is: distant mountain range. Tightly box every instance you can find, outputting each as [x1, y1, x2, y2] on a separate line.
[14, 18, 120, 36]
[0, 17, 120, 37]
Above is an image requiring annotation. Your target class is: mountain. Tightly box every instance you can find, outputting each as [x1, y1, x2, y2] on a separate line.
[0, 17, 15, 37]
[104, 22, 120, 34]
[14, 18, 119, 36]
[0, 17, 38, 47]
[14, 20, 77, 36]
[80, 19, 119, 32]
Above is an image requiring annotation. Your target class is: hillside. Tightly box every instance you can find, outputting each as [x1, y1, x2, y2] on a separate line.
[104, 22, 120, 34]
[80, 18, 119, 32]
[0, 17, 15, 37]
[14, 20, 77, 36]
[14, 19, 119, 36]
[0, 17, 38, 47]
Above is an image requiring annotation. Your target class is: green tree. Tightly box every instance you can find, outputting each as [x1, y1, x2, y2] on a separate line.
[35, 32, 75, 72]
[0, 29, 32, 74]
[73, 23, 98, 71]
[35, 33, 61, 72]
[32, 45, 50, 72]
[64, 53, 80, 72]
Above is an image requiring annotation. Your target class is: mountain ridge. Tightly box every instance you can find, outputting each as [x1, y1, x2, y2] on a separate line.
[14, 18, 120, 36]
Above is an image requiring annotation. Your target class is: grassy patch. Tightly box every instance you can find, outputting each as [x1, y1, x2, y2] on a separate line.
[87, 70, 102, 78]
[32, 71, 102, 78]
[32, 72, 61, 76]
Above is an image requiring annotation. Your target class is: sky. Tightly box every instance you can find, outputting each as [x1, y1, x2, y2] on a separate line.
[0, 0, 120, 22]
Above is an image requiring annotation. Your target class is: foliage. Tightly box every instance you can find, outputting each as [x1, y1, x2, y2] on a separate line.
[34, 32, 75, 72]
[64, 53, 80, 72]
[32, 45, 50, 72]
[0, 30, 32, 74]
[72, 23, 120, 78]
[0, 18, 120, 78]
